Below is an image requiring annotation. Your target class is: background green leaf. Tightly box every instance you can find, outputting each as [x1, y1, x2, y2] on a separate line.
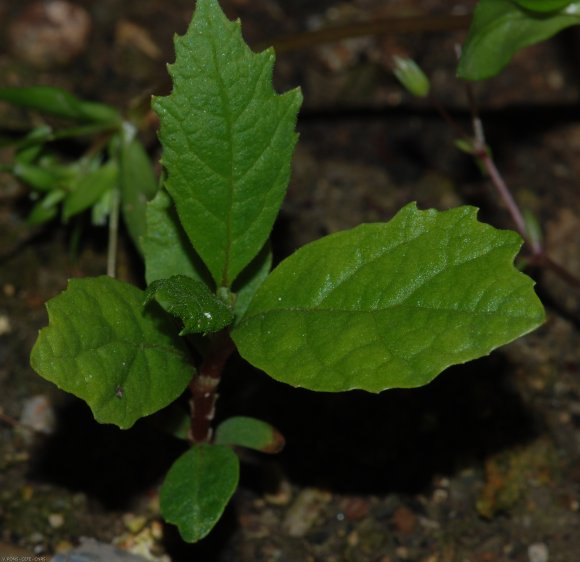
[513, 0, 572, 12]
[153, 0, 301, 287]
[119, 136, 158, 253]
[231, 243, 272, 322]
[0, 86, 121, 123]
[30, 276, 192, 429]
[27, 190, 65, 224]
[62, 160, 118, 221]
[232, 204, 545, 392]
[12, 162, 64, 192]
[215, 416, 285, 453]
[160, 444, 239, 543]
[458, 0, 580, 80]
[143, 189, 212, 287]
[145, 275, 234, 335]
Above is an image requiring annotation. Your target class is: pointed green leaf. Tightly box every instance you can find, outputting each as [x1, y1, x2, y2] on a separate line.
[153, 0, 302, 287]
[119, 136, 158, 253]
[160, 444, 239, 543]
[63, 160, 118, 220]
[458, 0, 580, 80]
[0, 86, 121, 123]
[232, 204, 545, 392]
[215, 416, 285, 453]
[12, 161, 64, 192]
[13, 126, 53, 159]
[143, 189, 212, 287]
[30, 276, 192, 429]
[144, 275, 234, 335]
[27, 192, 63, 224]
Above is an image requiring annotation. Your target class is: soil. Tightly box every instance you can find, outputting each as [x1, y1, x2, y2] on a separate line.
[1, 1, 580, 561]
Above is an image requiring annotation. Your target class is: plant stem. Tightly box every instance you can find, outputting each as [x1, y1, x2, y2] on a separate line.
[264, 14, 470, 54]
[428, 80, 579, 288]
[188, 330, 235, 443]
[460, 81, 543, 256]
[474, 143, 542, 255]
[106, 187, 120, 277]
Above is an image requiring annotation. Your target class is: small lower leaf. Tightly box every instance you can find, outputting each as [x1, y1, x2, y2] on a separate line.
[215, 416, 285, 453]
[30, 276, 192, 429]
[160, 444, 239, 543]
[144, 275, 233, 335]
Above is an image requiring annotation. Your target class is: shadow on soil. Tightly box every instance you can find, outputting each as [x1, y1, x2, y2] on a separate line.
[221, 352, 539, 495]
[26, 351, 538, 560]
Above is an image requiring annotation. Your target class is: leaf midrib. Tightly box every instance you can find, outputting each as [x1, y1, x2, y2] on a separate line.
[209, 19, 235, 287]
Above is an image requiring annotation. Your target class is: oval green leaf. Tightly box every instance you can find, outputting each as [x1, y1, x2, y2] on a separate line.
[160, 444, 239, 543]
[215, 416, 285, 453]
[30, 276, 192, 429]
[153, 0, 302, 287]
[232, 204, 545, 392]
[458, 0, 580, 80]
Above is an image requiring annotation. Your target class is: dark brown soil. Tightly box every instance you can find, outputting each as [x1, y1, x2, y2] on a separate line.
[1, 1, 580, 561]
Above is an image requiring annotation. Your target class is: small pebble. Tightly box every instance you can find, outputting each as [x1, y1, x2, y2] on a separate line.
[28, 532, 44, 544]
[264, 479, 292, 506]
[9, 0, 91, 68]
[338, 496, 370, 521]
[54, 540, 74, 553]
[432, 488, 448, 503]
[20, 395, 56, 434]
[48, 513, 65, 528]
[391, 505, 417, 535]
[122, 513, 147, 534]
[528, 542, 549, 562]
[395, 546, 410, 559]
[282, 488, 332, 537]
[0, 315, 12, 335]
[2, 283, 15, 297]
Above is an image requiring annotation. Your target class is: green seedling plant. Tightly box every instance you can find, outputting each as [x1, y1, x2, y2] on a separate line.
[30, 0, 545, 543]
[0, 84, 158, 274]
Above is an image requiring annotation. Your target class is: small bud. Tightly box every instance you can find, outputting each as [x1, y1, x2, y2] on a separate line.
[392, 56, 430, 98]
[454, 138, 476, 155]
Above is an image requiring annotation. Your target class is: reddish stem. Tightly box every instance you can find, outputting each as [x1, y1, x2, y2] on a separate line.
[429, 85, 579, 289]
[188, 330, 235, 444]
[474, 145, 542, 256]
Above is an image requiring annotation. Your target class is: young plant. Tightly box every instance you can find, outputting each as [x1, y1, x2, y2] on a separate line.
[30, 0, 545, 543]
[0, 85, 158, 273]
